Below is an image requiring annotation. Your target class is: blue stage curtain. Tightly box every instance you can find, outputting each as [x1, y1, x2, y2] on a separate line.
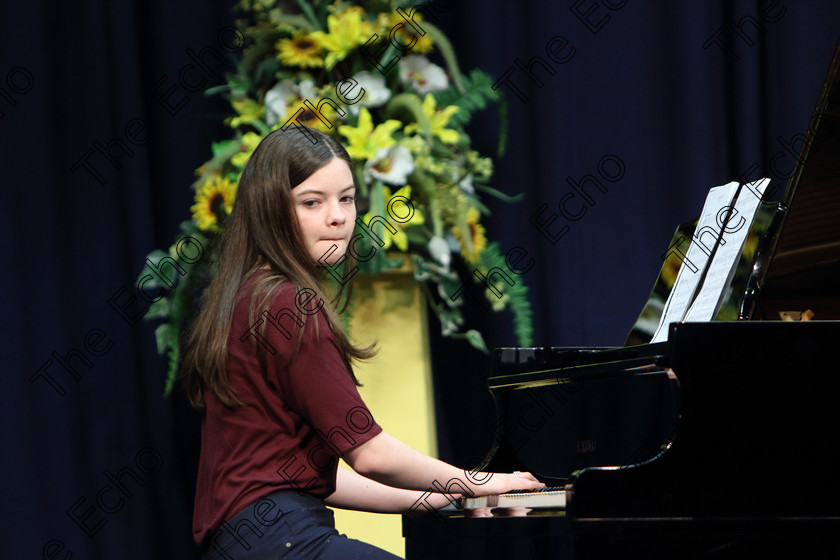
[0, 1, 234, 558]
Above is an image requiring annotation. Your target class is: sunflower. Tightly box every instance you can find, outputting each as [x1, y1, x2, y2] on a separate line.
[452, 206, 487, 264]
[191, 175, 237, 231]
[276, 32, 324, 68]
[279, 98, 342, 133]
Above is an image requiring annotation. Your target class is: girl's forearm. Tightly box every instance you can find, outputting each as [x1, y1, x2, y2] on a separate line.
[343, 431, 541, 497]
[324, 464, 458, 513]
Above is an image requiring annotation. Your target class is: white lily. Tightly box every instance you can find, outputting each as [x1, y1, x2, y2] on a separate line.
[264, 79, 317, 126]
[398, 55, 449, 95]
[428, 236, 451, 268]
[364, 145, 415, 185]
[297, 80, 317, 100]
[458, 172, 475, 195]
[346, 70, 391, 115]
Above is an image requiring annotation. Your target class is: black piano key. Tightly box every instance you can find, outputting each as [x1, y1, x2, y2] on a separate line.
[503, 486, 565, 494]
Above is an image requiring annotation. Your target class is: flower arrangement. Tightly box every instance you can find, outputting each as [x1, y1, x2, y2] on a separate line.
[141, 0, 534, 394]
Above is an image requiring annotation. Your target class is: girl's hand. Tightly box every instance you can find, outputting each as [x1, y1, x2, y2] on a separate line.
[473, 471, 544, 496]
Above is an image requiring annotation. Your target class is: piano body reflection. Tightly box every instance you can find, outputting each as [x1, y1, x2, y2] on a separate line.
[403, 40, 840, 558]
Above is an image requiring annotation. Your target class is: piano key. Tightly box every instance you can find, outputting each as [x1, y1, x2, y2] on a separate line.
[462, 487, 566, 510]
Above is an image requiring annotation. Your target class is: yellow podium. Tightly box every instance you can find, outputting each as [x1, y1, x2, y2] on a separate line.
[330, 268, 437, 558]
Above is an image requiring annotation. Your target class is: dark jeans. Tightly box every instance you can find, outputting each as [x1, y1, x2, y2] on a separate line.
[201, 490, 402, 560]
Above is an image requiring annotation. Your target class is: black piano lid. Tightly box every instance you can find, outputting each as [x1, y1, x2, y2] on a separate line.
[747, 37, 840, 320]
[767, 37, 840, 274]
[623, 38, 840, 345]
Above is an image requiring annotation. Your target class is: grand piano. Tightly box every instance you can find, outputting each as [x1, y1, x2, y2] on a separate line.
[403, 39, 840, 558]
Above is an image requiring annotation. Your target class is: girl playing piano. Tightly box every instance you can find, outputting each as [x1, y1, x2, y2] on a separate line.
[181, 126, 543, 559]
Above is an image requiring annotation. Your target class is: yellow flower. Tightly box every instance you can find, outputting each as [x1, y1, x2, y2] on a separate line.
[379, 11, 434, 53]
[469, 152, 494, 178]
[375, 12, 394, 33]
[400, 28, 434, 54]
[191, 175, 237, 231]
[405, 93, 460, 144]
[278, 98, 341, 133]
[230, 132, 263, 168]
[452, 206, 487, 263]
[276, 32, 324, 68]
[310, 6, 374, 70]
[338, 107, 402, 160]
[228, 97, 264, 128]
[487, 288, 510, 311]
[363, 185, 425, 251]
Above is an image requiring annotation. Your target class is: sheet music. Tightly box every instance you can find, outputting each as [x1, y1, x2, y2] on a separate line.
[683, 178, 769, 321]
[650, 181, 739, 343]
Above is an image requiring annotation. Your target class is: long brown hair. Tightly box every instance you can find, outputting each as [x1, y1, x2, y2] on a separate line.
[181, 126, 374, 409]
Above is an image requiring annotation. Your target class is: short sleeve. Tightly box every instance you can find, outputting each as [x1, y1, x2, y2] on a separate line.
[261, 284, 382, 455]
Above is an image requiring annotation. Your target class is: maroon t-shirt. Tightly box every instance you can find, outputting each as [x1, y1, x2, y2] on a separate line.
[192, 278, 382, 546]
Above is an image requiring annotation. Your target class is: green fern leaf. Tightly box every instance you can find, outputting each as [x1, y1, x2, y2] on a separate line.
[435, 69, 501, 128]
[478, 242, 534, 347]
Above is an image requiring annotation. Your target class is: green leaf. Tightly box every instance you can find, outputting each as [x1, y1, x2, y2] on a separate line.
[145, 297, 171, 320]
[211, 139, 237, 158]
[385, 93, 430, 132]
[136, 250, 172, 290]
[295, 0, 322, 30]
[422, 21, 466, 94]
[434, 69, 501, 128]
[403, 227, 429, 245]
[473, 183, 524, 203]
[203, 84, 232, 97]
[154, 323, 175, 356]
[478, 242, 534, 347]
[497, 95, 509, 157]
[254, 57, 281, 86]
[436, 305, 464, 336]
[179, 220, 202, 236]
[267, 13, 313, 32]
[163, 346, 180, 397]
[225, 75, 253, 98]
[145, 249, 171, 262]
[194, 140, 244, 187]
[464, 329, 488, 353]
